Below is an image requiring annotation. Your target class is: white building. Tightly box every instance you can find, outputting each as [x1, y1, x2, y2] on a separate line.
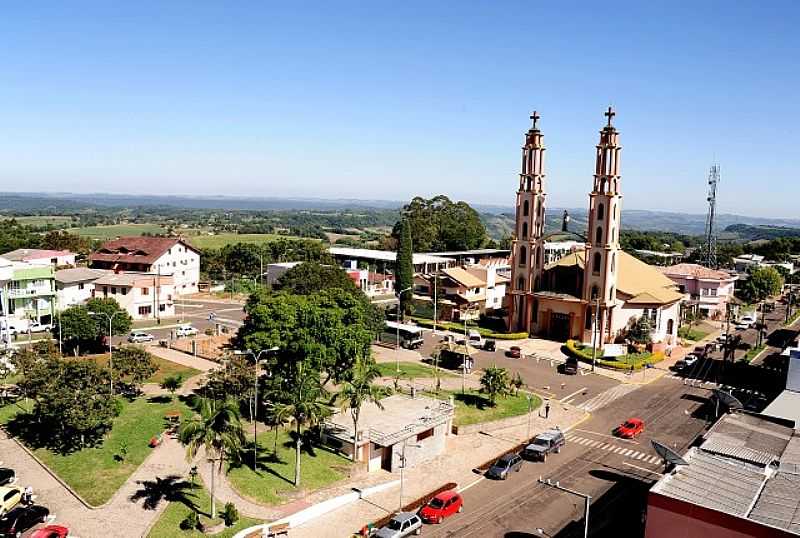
[55, 268, 109, 310]
[93, 272, 176, 320]
[89, 237, 200, 295]
[1, 249, 76, 267]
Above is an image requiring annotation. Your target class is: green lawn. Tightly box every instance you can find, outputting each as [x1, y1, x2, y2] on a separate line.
[444, 390, 541, 427]
[147, 357, 201, 385]
[147, 482, 260, 538]
[376, 361, 455, 379]
[188, 233, 312, 249]
[226, 429, 352, 505]
[0, 396, 192, 506]
[742, 344, 766, 363]
[0, 215, 75, 227]
[678, 325, 709, 341]
[69, 223, 167, 239]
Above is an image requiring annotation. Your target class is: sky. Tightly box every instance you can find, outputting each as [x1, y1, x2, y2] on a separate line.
[0, 2, 798, 217]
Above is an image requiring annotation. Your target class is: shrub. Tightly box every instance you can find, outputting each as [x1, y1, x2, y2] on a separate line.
[180, 510, 200, 530]
[564, 340, 663, 370]
[488, 332, 529, 340]
[221, 502, 239, 527]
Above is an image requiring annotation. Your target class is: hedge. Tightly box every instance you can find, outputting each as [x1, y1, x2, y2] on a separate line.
[409, 317, 528, 340]
[564, 339, 664, 370]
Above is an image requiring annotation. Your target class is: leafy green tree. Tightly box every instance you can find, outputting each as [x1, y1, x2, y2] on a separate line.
[54, 305, 98, 355]
[628, 316, 653, 344]
[201, 355, 254, 414]
[479, 365, 511, 407]
[160, 375, 184, 400]
[740, 266, 784, 302]
[395, 218, 414, 319]
[270, 361, 331, 486]
[394, 195, 488, 252]
[85, 297, 132, 339]
[179, 397, 245, 518]
[335, 357, 385, 461]
[277, 262, 361, 296]
[113, 346, 158, 393]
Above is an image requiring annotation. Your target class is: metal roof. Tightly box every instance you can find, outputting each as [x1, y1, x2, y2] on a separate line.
[701, 437, 778, 467]
[328, 247, 453, 265]
[750, 471, 800, 533]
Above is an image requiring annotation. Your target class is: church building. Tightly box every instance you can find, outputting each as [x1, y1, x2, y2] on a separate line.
[507, 109, 683, 346]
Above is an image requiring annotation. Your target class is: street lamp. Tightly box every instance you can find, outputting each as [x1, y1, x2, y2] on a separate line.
[398, 438, 423, 510]
[89, 310, 120, 396]
[527, 394, 534, 439]
[235, 347, 279, 469]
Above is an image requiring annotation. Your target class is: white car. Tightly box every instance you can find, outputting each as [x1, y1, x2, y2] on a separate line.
[468, 330, 484, 349]
[28, 321, 52, 333]
[175, 325, 198, 337]
[128, 331, 155, 343]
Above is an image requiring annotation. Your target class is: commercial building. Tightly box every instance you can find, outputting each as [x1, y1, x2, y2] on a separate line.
[1, 249, 76, 267]
[329, 247, 455, 275]
[660, 263, 738, 320]
[2, 262, 56, 327]
[93, 272, 176, 320]
[89, 237, 200, 295]
[321, 394, 454, 472]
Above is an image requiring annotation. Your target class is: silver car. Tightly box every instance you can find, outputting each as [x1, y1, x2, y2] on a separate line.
[374, 512, 422, 537]
[128, 331, 155, 343]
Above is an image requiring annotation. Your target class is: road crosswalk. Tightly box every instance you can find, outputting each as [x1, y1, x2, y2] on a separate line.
[564, 432, 662, 465]
[569, 384, 640, 412]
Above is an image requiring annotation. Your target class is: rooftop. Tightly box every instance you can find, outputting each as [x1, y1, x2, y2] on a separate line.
[2, 248, 74, 262]
[94, 271, 175, 287]
[441, 266, 486, 288]
[89, 237, 197, 266]
[55, 267, 109, 284]
[328, 247, 453, 266]
[660, 263, 738, 281]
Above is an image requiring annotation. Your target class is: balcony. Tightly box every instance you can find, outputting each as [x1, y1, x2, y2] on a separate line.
[8, 287, 55, 299]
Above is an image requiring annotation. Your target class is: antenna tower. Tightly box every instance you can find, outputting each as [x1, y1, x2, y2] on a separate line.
[704, 164, 720, 268]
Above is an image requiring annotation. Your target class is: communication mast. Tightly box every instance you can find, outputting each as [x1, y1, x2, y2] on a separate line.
[704, 164, 720, 268]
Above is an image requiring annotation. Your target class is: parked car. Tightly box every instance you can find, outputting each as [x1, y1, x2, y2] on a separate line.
[0, 504, 50, 536]
[31, 525, 70, 538]
[0, 486, 22, 516]
[128, 331, 155, 343]
[468, 330, 484, 349]
[28, 321, 52, 333]
[716, 333, 730, 344]
[563, 357, 579, 375]
[507, 346, 522, 358]
[374, 512, 423, 537]
[486, 452, 523, 480]
[614, 417, 645, 439]
[483, 339, 496, 352]
[175, 325, 198, 337]
[672, 354, 699, 371]
[0, 470, 14, 488]
[523, 428, 566, 461]
[418, 490, 463, 524]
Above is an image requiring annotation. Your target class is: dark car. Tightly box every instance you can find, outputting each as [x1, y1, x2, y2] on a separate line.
[0, 471, 13, 488]
[486, 452, 523, 480]
[507, 346, 522, 358]
[563, 357, 579, 375]
[484, 339, 496, 352]
[0, 504, 50, 537]
[522, 428, 565, 461]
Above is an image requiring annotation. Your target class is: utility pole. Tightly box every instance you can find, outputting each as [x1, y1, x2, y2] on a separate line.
[538, 477, 591, 538]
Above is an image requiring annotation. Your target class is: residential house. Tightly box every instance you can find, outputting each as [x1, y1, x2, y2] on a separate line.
[55, 268, 109, 310]
[93, 272, 176, 320]
[1, 248, 76, 267]
[89, 237, 200, 295]
[265, 262, 303, 286]
[329, 247, 455, 275]
[660, 263, 738, 320]
[2, 262, 56, 327]
[321, 394, 454, 472]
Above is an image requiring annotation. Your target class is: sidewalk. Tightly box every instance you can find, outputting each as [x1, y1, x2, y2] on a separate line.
[147, 345, 221, 372]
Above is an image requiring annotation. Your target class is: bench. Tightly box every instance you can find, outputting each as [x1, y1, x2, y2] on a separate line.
[265, 523, 290, 537]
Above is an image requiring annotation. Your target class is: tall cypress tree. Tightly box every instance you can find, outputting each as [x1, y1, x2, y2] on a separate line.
[395, 218, 414, 320]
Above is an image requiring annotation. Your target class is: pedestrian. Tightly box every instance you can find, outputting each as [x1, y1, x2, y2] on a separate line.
[23, 486, 33, 505]
[545, 401, 550, 419]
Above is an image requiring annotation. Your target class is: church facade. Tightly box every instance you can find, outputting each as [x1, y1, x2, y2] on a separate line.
[507, 109, 683, 346]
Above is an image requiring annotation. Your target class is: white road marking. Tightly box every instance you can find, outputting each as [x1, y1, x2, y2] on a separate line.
[560, 387, 588, 403]
[636, 453, 646, 460]
[573, 429, 639, 445]
[458, 476, 485, 493]
[622, 461, 664, 475]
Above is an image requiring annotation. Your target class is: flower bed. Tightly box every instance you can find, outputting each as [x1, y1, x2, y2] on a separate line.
[564, 340, 664, 370]
[409, 317, 528, 340]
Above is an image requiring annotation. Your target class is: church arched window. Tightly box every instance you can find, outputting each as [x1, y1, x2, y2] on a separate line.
[585, 306, 592, 329]
[522, 222, 528, 239]
[519, 246, 527, 267]
[598, 203, 605, 220]
[535, 246, 540, 267]
[592, 253, 601, 274]
[517, 277, 525, 291]
[595, 226, 603, 244]
[523, 200, 529, 217]
[611, 253, 616, 273]
[609, 285, 614, 301]
[532, 299, 539, 323]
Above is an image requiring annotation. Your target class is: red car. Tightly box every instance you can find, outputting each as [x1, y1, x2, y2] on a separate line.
[614, 417, 645, 439]
[418, 490, 463, 524]
[507, 346, 522, 358]
[31, 525, 70, 538]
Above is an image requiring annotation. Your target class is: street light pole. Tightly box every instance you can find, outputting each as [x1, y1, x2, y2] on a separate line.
[236, 347, 279, 470]
[527, 394, 533, 439]
[90, 310, 119, 396]
[395, 286, 412, 374]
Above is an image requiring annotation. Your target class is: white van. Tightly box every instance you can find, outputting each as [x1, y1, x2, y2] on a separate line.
[468, 330, 484, 349]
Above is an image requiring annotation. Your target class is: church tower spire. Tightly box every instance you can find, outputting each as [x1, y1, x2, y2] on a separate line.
[582, 107, 622, 343]
[508, 111, 547, 333]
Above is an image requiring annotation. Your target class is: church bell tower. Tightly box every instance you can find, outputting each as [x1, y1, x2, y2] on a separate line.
[508, 111, 547, 333]
[582, 107, 622, 343]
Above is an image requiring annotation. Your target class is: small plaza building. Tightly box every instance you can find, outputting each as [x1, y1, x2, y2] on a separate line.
[321, 394, 454, 472]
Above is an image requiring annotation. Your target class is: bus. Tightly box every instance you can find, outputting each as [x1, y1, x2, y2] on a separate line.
[380, 321, 425, 349]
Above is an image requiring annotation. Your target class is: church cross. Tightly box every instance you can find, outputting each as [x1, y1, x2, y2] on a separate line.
[530, 110, 540, 129]
[605, 106, 615, 127]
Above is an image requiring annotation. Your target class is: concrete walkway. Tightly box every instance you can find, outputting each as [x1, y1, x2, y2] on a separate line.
[147, 345, 221, 372]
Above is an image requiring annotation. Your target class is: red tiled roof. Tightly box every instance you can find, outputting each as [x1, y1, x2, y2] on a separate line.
[89, 237, 197, 265]
[660, 263, 736, 281]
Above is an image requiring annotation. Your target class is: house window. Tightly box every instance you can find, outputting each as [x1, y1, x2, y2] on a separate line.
[159, 304, 166, 312]
[142, 287, 150, 295]
[138, 305, 152, 316]
[78, 283, 85, 290]
[592, 253, 601, 274]
[710, 288, 717, 296]
[121, 288, 128, 295]
[417, 428, 433, 442]
[111, 287, 117, 295]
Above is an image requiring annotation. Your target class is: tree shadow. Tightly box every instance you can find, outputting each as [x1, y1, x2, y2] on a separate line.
[454, 392, 491, 410]
[230, 441, 286, 473]
[283, 430, 319, 457]
[5, 411, 106, 454]
[147, 395, 172, 404]
[129, 474, 198, 512]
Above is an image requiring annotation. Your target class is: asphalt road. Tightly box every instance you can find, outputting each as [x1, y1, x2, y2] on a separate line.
[425, 375, 712, 537]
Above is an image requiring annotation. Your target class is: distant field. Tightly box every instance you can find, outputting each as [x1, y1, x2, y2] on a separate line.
[1, 215, 74, 227]
[69, 223, 167, 239]
[189, 232, 313, 248]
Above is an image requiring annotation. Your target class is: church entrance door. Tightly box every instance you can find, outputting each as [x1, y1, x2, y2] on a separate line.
[550, 312, 571, 342]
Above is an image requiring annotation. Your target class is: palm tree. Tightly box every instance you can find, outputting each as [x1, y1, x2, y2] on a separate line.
[480, 364, 511, 407]
[336, 357, 385, 461]
[270, 361, 331, 486]
[178, 397, 245, 517]
[160, 374, 183, 400]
